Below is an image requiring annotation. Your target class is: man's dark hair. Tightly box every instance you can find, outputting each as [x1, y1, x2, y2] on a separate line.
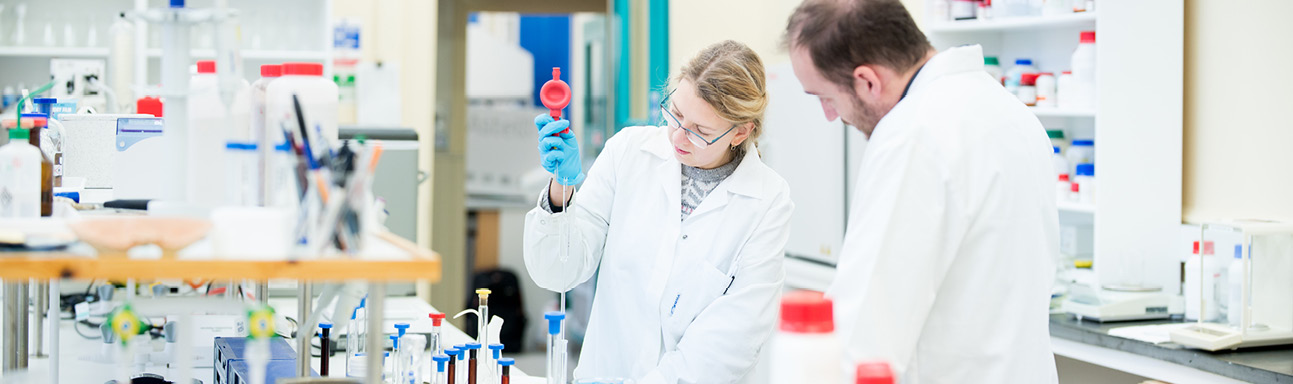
[785, 0, 933, 90]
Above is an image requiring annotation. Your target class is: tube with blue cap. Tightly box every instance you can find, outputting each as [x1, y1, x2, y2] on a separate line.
[545, 311, 566, 384]
[464, 342, 482, 384]
[445, 347, 461, 384]
[346, 296, 367, 377]
[432, 354, 450, 384]
[488, 343, 504, 380]
[498, 358, 515, 384]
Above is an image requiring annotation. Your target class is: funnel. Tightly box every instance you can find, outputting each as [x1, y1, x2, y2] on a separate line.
[540, 67, 572, 134]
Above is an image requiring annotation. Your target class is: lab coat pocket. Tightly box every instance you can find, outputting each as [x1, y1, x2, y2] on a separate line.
[662, 262, 731, 348]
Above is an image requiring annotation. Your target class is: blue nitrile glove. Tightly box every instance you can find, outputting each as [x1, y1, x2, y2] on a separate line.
[535, 113, 585, 186]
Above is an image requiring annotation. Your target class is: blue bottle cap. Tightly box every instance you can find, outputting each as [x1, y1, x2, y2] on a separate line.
[444, 347, 460, 359]
[433, 354, 449, 371]
[488, 343, 504, 359]
[1075, 163, 1094, 176]
[1015, 58, 1033, 65]
[1071, 139, 1094, 146]
[465, 342, 481, 350]
[394, 322, 410, 337]
[497, 357, 515, 366]
[1234, 245, 1243, 259]
[170, 0, 185, 8]
[1053, 146, 1060, 154]
[544, 311, 565, 335]
[32, 98, 57, 105]
[318, 323, 332, 329]
[389, 335, 399, 349]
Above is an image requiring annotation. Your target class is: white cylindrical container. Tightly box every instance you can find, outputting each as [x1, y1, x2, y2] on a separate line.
[1056, 174, 1071, 203]
[1070, 31, 1097, 109]
[951, 0, 977, 20]
[1017, 73, 1038, 106]
[1184, 241, 1223, 322]
[108, 12, 135, 112]
[770, 290, 841, 384]
[1051, 146, 1068, 176]
[1056, 71, 1074, 109]
[188, 60, 251, 209]
[1227, 244, 1244, 328]
[931, 0, 951, 22]
[266, 62, 340, 149]
[252, 64, 282, 207]
[1066, 139, 1093, 177]
[976, 0, 993, 20]
[1035, 72, 1057, 107]
[1073, 163, 1094, 204]
[1068, 181, 1080, 203]
[0, 126, 42, 218]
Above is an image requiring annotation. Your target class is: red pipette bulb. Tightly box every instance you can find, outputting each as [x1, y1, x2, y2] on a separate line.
[540, 67, 572, 134]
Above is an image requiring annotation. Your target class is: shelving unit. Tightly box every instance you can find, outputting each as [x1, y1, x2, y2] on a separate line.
[926, 12, 1097, 33]
[0, 47, 327, 61]
[924, 2, 1183, 292]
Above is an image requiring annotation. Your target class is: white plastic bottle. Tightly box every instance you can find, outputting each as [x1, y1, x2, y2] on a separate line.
[1073, 163, 1094, 204]
[1070, 31, 1097, 109]
[770, 290, 841, 384]
[1056, 71, 1074, 108]
[188, 60, 251, 208]
[1056, 174, 1071, 203]
[1227, 245, 1245, 328]
[0, 127, 41, 218]
[1035, 72, 1056, 107]
[266, 62, 340, 150]
[252, 64, 282, 207]
[108, 12, 135, 111]
[984, 57, 1003, 85]
[1051, 146, 1068, 176]
[1066, 139, 1094, 177]
[1004, 58, 1037, 97]
[1017, 73, 1038, 106]
[1184, 241, 1222, 321]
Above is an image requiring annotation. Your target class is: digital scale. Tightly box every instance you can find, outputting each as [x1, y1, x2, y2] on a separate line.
[1061, 283, 1177, 322]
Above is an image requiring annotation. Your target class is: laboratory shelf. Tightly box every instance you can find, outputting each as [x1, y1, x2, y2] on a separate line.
[1031, 107, 1096, 118]
[0, 232, 440, 282]
[145, 48, 329, 60]
[0, 46, 111, 57]
[1057, 201, 1096, 214]
[926, 12, 1097, 33]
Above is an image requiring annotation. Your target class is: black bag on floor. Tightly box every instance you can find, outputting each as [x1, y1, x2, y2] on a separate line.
[464, 268, 528, 353]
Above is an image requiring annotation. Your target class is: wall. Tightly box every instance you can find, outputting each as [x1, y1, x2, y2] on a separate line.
[1182, 0, 1293, 223]
[668, 0, 804, 74]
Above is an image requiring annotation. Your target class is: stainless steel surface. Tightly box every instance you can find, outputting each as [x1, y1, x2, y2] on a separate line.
[256, 282, 269, 305]
[16, 282, 29, 369]
[32, 282, 47, 358]
[3, 281, 19, 372]
[365, 283, 385, 384]
[298, 282, 314, 377]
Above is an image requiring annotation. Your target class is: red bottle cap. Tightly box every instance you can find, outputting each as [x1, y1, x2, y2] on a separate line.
[196, 60, 216, 74]
[1071, 183, 1080, 192]
[1058, 174, 1069, 182]
[1193, 241, 1214, 255]
[138, 96, 163, 117]
[282, 62, 324, 76]
[1080, 31, 1096, 43]
[429, 312, 446, 326]
[261, 64, 282, 78]
[539, 67, 572, 134]
[780, 290, 834, 333]
[856, 361, 895, 384]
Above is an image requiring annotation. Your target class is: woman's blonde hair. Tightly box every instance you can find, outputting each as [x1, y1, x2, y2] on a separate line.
[676, 40, 768, 158]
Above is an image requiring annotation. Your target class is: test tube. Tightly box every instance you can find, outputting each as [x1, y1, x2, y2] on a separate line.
[454, 344, 467, 382]
[544, 311, 566, 384]
[487, 343, 504, 378]
[476, 289, 491, 348]
[347, 297, 367, 375]
[319, 322, 332, 376]
[389, 335, 401, 381]
[497, 358, 515, 384]
[432, 354, 449, 384]
[465, 342, 481, 384]
[429, 312, 446, 356]
[445, 347, 460, 384]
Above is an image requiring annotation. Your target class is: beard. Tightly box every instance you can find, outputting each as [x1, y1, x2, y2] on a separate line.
[841, 93, 884, 137]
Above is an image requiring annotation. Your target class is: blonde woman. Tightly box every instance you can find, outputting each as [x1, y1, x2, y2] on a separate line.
[523, 40, 793, 383]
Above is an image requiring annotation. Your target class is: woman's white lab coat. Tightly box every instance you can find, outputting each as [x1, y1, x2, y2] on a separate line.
[829, 45, 1059, 383]
[523, 126, 793, 384]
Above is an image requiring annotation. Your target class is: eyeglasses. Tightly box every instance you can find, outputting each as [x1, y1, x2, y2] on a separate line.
[659, 89, 739, 149]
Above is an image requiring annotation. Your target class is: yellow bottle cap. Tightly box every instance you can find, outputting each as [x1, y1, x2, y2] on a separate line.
[1074, 260, 1093, 268]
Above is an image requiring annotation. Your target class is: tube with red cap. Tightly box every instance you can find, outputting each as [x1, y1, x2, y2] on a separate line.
[430, 312, 446, 357]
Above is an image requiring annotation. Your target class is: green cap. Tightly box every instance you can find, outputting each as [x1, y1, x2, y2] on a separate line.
[1046, 129, 1065, 139]
[984, 57, 1000, 66]
[7, 128, 29, 140]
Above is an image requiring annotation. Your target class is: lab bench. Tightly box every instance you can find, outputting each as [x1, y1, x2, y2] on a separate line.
[1049, 314, 1293, 383]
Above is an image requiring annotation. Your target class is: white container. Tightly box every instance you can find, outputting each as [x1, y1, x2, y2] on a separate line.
[951, 0, 977, 20]
[1035, 72, 1057, 107]
[1017, 73, 1038, 106]
[0, 127, 41, 218]
[252, 64, 282, 207]
[1004, 58, 1037, 96]
[1051, 146, 1068, 176]
[1068, 181, 1080, 203]
[1073, 163, 1094, 204]
[976, 0, 993, 20]
[1055, 174, 1071, 203]
[1059, 222, 1093, 259]
[1057, 71, 1075, 108]
[931, 0, 951, 22]
[108, 13, 134, 111]
[1070, 31, 1097, 109]
[1042, 0, 1068, 16]
[1066, 139, 1093, 177]
[984, 57, 1003, 85]
[1184, 241, 1223, 322]
[188, 60, 251, 209]
[770, 290, 842, 384]
[266, 62, 340, 149]
[1227, 245, 1244, 327]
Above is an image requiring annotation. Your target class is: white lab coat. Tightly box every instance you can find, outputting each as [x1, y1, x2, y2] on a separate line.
[524, 126, 794, 384]
[829, 45, 1059, 383]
